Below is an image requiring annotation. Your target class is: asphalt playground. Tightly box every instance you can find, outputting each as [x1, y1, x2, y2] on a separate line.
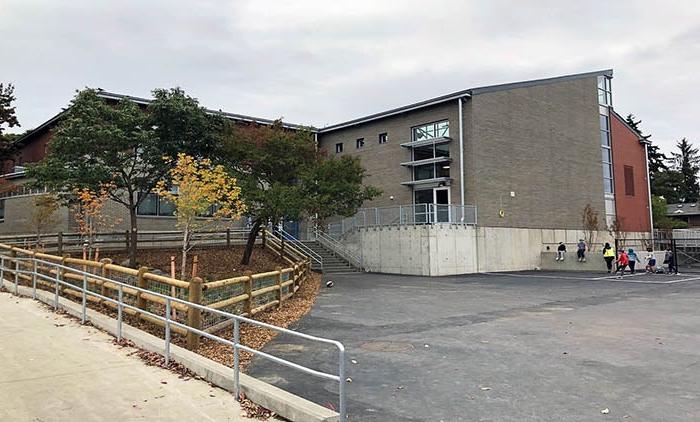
[248, 269, 700, 421]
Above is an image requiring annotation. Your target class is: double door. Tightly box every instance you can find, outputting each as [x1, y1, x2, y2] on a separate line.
[414, 187, 451, 223]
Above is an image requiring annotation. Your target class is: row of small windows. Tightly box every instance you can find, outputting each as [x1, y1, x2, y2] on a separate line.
[136, 192, 218, 217]
[335, 132, 388, 153]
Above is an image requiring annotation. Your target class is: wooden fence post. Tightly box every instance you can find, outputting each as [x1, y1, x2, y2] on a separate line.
[244, 270, 253, 316]
[275, 266, 283, 308]
[57, 232, 63, 255]
[226, 228, 231, 247]
[135, 266, 148, 312]
[100, 258, 112, 299]
[186, 277, 203, 350]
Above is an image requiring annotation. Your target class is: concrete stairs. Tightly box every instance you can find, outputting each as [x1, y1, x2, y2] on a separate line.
[302, 241, 359, 273]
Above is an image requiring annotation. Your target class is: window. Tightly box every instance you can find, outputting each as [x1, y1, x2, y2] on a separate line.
[598, 76, 612, 106]
[137, 191, 176, 216]
[335, 143, 343, 153]
[356, 138, 364, 149]
[137, 192, 158, 216]
[411, 143, 450, 181]
[0, 199, 4, 222]
[600, 109, 613, 194]
[624, 165, 635, 196]
[412, 120, 449, 142]
[378, 133, 388, 144]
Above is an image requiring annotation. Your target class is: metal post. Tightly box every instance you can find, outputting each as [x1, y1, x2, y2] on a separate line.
[32, 259, 37, 299]
[81, 273, 87, 324]
[339, 346, 346, 420]
[14, 257, 19, 295]
[117, 284, 123, 341]
[0, 255, 4, 290]
[165, 299, 171, 365]
[375, 207, 379, 226]
[399, 206, 403, 225]
[54, 265, 60, 309]
[233, 318, 240, 398]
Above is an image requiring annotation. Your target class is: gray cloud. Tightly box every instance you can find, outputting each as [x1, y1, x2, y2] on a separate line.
[1, 0, 699, 153]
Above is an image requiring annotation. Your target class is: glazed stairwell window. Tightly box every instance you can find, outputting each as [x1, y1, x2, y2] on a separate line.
[412, 120, 449, 142]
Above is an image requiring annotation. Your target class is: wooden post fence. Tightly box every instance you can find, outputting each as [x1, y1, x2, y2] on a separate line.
[186, 277, 203, 350]
[275, 266, 283, 308]
[244, 270, 253, 316]
[135, 266, 148, 313]
[100, 258, 112, 299]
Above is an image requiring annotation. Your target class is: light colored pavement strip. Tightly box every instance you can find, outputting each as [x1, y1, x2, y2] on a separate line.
[484, 271, 700, 284]
[0, 292, 254, 422]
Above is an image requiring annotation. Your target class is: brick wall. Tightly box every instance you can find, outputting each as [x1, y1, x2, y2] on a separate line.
[610, 112, 652, 232]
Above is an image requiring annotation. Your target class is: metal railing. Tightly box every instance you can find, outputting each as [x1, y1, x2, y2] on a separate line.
[328, 203, 477, 238]
[0, 254, 346, 419]
[314, 228, 363, 270]
[273, 228, 324, 269]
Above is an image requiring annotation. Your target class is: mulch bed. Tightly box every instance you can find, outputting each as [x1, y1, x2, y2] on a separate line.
[196, 271, 321, 371]
[108, 245, 289, 281]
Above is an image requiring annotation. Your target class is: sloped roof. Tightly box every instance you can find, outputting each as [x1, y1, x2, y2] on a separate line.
[667, 202, 700, 216]
[318, 69, 614, 133]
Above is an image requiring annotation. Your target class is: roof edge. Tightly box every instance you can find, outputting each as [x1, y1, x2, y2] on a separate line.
[318, 69, 613, 133]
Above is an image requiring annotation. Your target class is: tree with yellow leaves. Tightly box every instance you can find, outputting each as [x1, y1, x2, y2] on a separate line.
[31, 194, 60, 249]
[156, 153, 245, 279]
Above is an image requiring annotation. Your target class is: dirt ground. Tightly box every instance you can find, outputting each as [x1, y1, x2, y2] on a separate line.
[109, 245, 288, 281]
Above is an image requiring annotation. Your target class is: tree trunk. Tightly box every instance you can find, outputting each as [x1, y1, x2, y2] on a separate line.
[241, 219, 262, 265]
[128, 205, 138, 267]
[181, 226, 189, 280]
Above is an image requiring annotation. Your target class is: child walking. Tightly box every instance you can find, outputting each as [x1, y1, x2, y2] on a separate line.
[645, 251, 657, 273]
[616, 249, 629, 279]
[603, 243, 615, 273]
[577, 239, 587, 262]
[627, 248, 638, 274]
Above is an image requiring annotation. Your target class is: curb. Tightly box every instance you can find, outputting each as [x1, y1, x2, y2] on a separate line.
[3, 282, 339, 422]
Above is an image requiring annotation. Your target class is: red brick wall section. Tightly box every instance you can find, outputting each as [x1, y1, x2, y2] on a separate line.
[610, 112, 651, 232]
[2, 130, 52, 174]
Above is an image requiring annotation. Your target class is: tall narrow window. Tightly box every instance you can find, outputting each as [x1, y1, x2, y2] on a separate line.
[624, 165, 635, 196]
[378, 133, 388, 144]
[335, 143, 343, 153]
[356, 138, 364, 149]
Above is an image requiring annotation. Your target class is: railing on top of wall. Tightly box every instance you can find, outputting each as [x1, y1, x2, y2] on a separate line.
[327, 203, 477, 239]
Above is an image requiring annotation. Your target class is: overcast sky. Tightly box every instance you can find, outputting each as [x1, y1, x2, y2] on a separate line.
[1, 0, 698, 153]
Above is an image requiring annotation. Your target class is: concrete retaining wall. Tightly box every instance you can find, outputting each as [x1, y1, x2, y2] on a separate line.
[351, 225, 651, 276]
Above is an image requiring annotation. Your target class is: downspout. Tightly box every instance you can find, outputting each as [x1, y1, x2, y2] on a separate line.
[644, 142, 654, 242]
[458, 98, 465, 213]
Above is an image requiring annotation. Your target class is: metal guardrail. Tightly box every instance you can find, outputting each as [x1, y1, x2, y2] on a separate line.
[0, 254, 346, 419]
[315, 228, 363, 270]
[274, 228, 324, 269]
[328, 203, 477, 238]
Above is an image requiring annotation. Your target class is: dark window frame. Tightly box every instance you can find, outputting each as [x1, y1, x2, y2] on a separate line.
[624, 165, 635, 196]
[335, 142, 343, 153]
[356, 138, 364, 149]
[378, 133, 388, 144]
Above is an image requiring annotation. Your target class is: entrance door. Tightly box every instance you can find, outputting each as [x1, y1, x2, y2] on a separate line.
[414, 189, 432, 224]
[433, 188, 450, 223]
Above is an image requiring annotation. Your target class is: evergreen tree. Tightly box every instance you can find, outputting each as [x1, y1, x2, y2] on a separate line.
[671, 138, 700, 202]
[626, 114, 667, 175]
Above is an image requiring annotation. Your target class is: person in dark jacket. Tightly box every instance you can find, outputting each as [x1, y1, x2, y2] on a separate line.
[664, 247, 678, 275]
[556, 242, 566, 261]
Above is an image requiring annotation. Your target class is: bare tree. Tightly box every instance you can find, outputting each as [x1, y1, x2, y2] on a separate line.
[31, 194, 60, 249]
[582, 204, 599, 252]
[608, 216, 627, 249]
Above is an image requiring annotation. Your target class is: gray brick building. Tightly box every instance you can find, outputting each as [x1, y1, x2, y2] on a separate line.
[1, 69, 652, 241]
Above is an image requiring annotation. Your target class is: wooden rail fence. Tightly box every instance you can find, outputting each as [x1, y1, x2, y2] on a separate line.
[0, 229, 311, 349]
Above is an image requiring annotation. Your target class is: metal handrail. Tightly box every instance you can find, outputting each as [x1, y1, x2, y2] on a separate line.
[315, 228, 363, 270]
[273, 228, 323, 268]
[0, 254, 346, 419]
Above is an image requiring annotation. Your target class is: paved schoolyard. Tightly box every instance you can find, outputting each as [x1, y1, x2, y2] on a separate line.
[0, 293, 254, 422]
[248, 270, 700, 421]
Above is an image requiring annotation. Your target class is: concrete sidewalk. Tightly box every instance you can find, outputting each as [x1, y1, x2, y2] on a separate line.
[0, 292, 253, 422]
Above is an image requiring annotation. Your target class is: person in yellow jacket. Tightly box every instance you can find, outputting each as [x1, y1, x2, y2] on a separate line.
[603, 243, 615, 273]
